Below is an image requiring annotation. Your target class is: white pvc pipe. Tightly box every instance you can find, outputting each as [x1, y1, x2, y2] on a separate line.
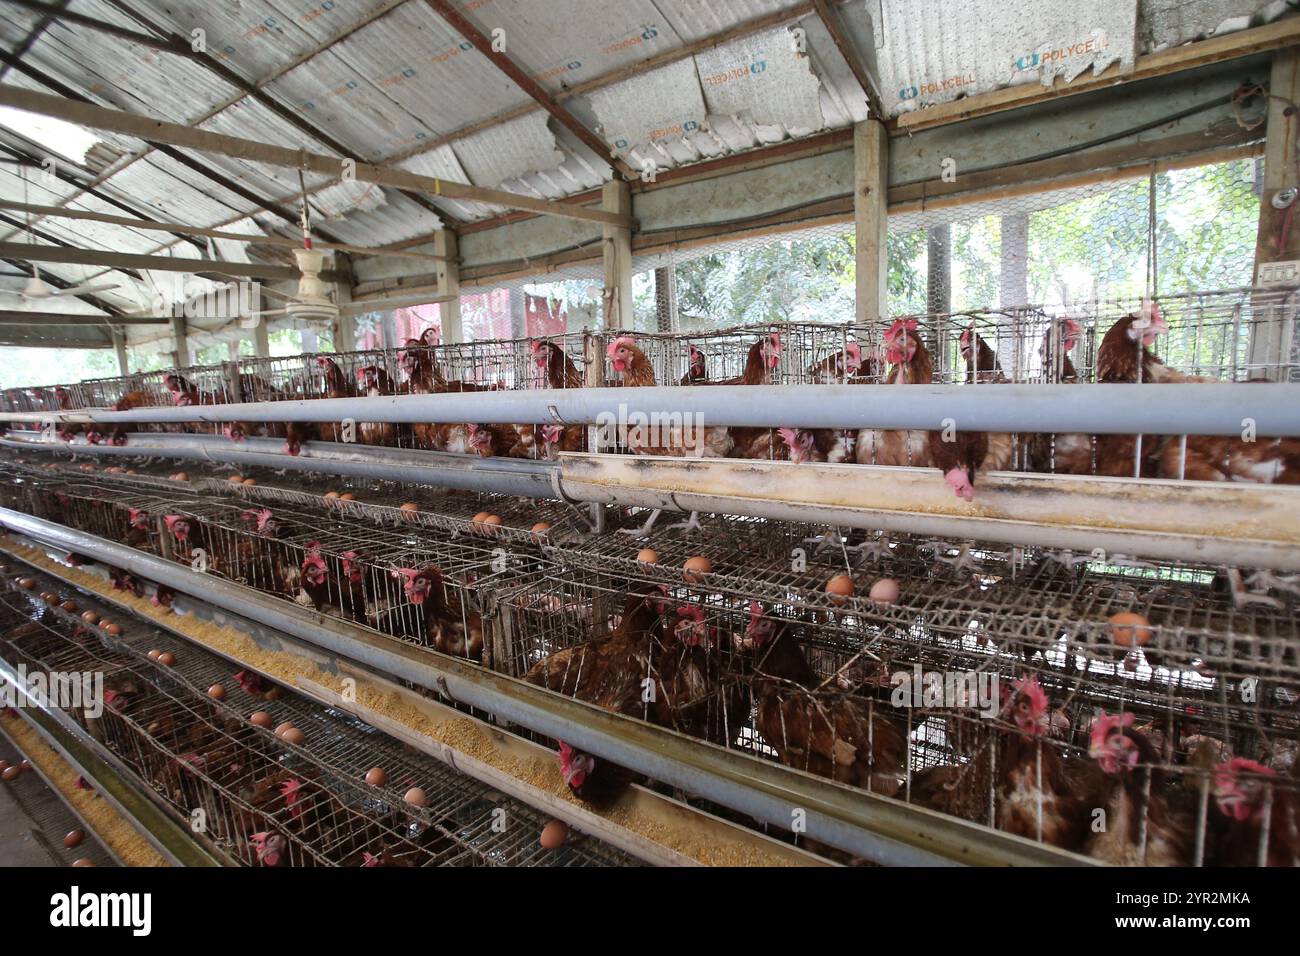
[4, 382, 1299, 436]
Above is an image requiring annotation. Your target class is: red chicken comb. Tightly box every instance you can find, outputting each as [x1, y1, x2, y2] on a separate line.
[606, 335, 636, 358]
[1088, 711, 1139, 774]
[419, 327, 440, 346]
[1011, 673, 1047, 715]
[747, 601, 764, 626]
[255, 508, 274, 533]
[843, 341, 862, 368]
[390, 567, 418, 582]
[541, 424, 564, 443]
[675, 603, 706, 621]
[776, 427, 799, 449]
[1062, 316, 1082, 338]
[885, 318, 918, 341]
[162, 514, 185, 532]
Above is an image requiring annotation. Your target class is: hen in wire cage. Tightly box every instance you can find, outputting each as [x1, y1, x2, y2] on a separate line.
[497, 509, 1300, 865]
[0, 590, 630, 867]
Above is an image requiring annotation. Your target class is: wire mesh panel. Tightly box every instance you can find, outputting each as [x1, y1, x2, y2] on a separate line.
[494, 509, 1300, 865]
[0, 585, 633, 867]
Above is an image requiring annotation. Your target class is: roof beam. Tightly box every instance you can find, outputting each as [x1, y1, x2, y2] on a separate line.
[3, 0, 454, 232]
[0, 132, 206, 253]
[0, 50, 349, 248]
[810, 0, 885, 118]
[98, 0, 459, 229]
[0, 310, 166, 325]
[0, 0, 68, 82]
[0, 87, 636, 228]
[0, 241, 338, 281]
[0, 200, 454, 263]
[0, 333, 110, 348]
[420, 0, 634, 180]
[0, 212, 143, 280]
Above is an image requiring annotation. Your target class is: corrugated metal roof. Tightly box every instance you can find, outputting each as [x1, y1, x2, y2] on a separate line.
[0, 0, 1282, 317]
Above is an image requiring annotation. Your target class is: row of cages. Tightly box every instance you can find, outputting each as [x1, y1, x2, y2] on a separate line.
[5, 288, 1297, 421]
[2, 286, 1297, 485]
[0, 569, 633, 867]
[1, 458, 1297, 864]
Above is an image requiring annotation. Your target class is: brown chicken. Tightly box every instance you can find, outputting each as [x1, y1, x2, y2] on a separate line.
[652, 603, 747, 748]
[928, 328, 1016, 500]
[314, 356, 354, 444]
[522, 587, 671, 806]
[1211, 757, 1300, 866]
[740, 605, 906, 795]
[1085, 711, 1196, 865]
[855, 320, 933, 469]
[745, 343, 875, 463]
[1029, 317, 1093, 474]
[605, 335, 733, 458]
[354, 365, 400, 447]
[390, 565, 483, 661]
[679, 345, 707, 385]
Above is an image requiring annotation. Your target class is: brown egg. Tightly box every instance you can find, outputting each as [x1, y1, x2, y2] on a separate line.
[274, 722, 295, 738]
[81, 611, 99, 625]
[146, 649, 161, 662]
[400, 502, 420, 514]
[19, 760, 30, 771]
[540, 819, 569, 850]
[636, 548, 659, 565]
[227, 474, 244, 483]
[481, 514, 503, 535]
[682, 555, 713, 584]
[403, 787, 428, 807]
[173, 471, 189, 481]
[103, 622, 123, 636]
[282, 727, 306, 745]
[157, 651, 175, 667]
[1109, 612, 1153, 648]
[364, 767, 387, 787]
[17, 577, 35, 589]
[339, 492, 355, 501]
[242, 478, 256, 486]
[825, 574, 855, 605]
[63, 830, 84, 849]
[60, 601, 76, 612]
[207, 684, 226, 700]
[1, 766, 20, 781]
[530, 521, 551, 543]
[0, 761, 8, 775]
[249, 711, 273, 728]
[323, 491, 340, 500]
[71, 859, 94, 867]
[39, 591, 55, 603]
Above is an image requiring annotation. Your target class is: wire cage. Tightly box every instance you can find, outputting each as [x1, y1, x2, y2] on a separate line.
[7, 470, 550, 667]
[500, 509, 1300, 864]
[0, 585, 632, 867]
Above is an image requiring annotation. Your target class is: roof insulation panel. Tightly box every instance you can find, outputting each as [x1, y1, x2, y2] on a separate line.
[865, 0, 1138, 117]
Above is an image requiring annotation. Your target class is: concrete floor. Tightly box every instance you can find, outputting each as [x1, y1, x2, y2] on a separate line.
[0, 773, 63, 865]
[0, 733, 115, 867]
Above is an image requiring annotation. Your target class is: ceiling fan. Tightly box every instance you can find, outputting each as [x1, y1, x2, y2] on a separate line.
[1, 163, 120, 301]
[1, 264, 121, 301]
